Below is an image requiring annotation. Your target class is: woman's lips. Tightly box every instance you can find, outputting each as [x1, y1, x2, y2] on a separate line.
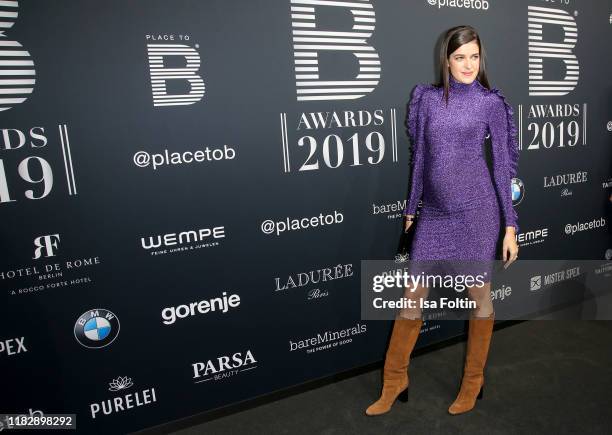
[462, 71, 473, 76]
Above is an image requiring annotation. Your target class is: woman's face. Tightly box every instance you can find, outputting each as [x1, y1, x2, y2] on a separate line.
[448, 40, 480, 84]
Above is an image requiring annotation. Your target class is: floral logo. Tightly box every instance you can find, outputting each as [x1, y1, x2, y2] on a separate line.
[108, 376, 134, 392]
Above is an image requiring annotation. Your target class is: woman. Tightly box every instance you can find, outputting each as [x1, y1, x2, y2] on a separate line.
[365, 25, 519, 416]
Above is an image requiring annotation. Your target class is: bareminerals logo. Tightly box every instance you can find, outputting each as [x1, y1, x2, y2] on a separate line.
[161, 291, 241, 325]
[289, 322, 366, 354]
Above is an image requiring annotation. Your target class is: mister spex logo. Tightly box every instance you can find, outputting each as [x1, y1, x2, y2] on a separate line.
[281, 1, 400, 173]
[0, 1, 36, 111]
[145, 34, 205, 107]
[74, 309, 120, 349]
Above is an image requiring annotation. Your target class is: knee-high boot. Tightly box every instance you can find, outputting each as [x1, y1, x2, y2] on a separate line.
[365, 315, 423, 416]
[448, 311, 495, 415]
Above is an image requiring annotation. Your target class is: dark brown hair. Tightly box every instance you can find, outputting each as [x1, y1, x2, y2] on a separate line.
[436, 25, 492, 105]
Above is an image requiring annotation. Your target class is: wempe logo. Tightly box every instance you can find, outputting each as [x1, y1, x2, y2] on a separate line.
[74, 309, 120, 349]
[140, 226, 225, 256]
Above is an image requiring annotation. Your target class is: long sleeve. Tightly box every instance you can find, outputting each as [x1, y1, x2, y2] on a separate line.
[487, 88, 520, 233]
[403, 84, 429, 216]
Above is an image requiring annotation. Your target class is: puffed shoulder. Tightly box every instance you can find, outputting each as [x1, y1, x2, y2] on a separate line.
[407, 83, 435, 143]
[487, 87, 519, 178]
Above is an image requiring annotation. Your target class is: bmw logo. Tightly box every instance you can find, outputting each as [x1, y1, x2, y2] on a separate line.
[74, 308, 120, 349]
[511, 178, 525, 206]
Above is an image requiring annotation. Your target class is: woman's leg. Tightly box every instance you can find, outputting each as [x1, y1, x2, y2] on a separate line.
[365, 283, 428, 416]
[448, 281, 495, 415]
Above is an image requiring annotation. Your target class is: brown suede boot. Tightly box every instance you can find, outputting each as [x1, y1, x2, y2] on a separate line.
[448, 311, 495, 415]
[365, 315, 423, 416]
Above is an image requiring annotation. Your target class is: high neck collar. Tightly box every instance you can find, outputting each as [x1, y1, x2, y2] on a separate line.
[449, 73, 479, 90]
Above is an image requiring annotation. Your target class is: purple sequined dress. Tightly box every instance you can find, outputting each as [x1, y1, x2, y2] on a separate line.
[403, 74, 519, 267]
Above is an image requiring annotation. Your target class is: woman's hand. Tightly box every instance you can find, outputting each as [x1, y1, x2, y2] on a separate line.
[502, 226, 519, 269]
[404, 215, 415, 233]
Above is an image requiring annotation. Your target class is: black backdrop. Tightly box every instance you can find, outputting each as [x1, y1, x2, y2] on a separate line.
[2, 0, 611, 433]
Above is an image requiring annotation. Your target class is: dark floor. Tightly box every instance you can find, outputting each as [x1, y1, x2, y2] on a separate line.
[157, 320, 612, 435]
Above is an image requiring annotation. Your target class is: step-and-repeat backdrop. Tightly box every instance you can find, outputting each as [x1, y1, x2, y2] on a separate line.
[2, 0, 611, 433]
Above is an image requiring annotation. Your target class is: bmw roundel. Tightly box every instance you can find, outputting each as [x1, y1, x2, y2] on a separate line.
[511, 178, 525, 206]
[74, 308, 120, 349]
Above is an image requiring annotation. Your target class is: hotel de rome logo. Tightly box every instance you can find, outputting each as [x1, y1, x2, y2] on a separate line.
[280, 0, 401, 175]
[2, 234, 103, 297]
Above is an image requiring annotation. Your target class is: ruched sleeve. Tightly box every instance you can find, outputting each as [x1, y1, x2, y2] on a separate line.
[487, 88, 520, 233]
[402, 84, 429, 216]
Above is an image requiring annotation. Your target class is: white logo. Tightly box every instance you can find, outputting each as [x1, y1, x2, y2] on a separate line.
[0, 336, 27, 356]
[527, 6, 579, 96]
[161, 291, 241, 325]
[90, 377, 157, 419]
[0, 1, 36, 111]
[146, 36, 205, 107]
[290, 0, 379, 101]
[33, 234, 60, 259]
[192, 350, 257, 383]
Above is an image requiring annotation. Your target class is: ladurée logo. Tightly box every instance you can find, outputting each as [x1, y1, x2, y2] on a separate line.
[289, 322, 367, 354]
[140, 226, 225, 256]
[89, 376, 157, 419]
[192, 349, 257, 383]
[74, 309, 120, 349]
[161, 291, 241, 325]
[275, 263, 353, 301]
[146, 34, 204, 107]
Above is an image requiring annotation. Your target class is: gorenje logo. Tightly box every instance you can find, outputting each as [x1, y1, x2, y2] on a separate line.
[146, 34, 205, 107]
[192, 349, 257, 383]
[161, 291, 241, 325]
[0, 1, 36, 111]
[290, 0, 379, 101]
[89, 376, 157, 419]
